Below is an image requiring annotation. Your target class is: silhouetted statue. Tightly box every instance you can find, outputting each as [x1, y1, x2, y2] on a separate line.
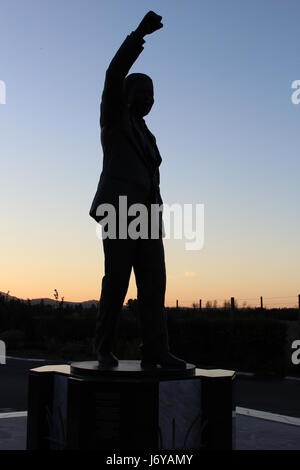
[89, 11, 186, 368]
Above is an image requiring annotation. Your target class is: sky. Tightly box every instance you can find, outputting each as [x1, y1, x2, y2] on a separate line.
[1, 0, 300, 308]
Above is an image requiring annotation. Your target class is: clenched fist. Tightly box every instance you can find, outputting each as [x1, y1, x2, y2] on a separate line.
[136, 11, 163, 37]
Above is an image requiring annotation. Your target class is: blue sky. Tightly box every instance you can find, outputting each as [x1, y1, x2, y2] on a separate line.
[1, 0, 300, 306]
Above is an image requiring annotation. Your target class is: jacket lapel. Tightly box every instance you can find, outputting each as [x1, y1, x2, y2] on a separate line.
[131, 115, 162, 167]
[130, 114, 148, 156]
[127, 115, 154, 171]
[120, 111, 162, 171]
[143, 124, 162, 166]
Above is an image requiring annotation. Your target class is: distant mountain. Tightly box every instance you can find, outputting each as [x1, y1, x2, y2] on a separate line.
[0, 291, 98, 309]
[0, 291, 19, 301]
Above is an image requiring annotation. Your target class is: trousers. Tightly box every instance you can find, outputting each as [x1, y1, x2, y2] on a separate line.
[94, 233, 169, 353]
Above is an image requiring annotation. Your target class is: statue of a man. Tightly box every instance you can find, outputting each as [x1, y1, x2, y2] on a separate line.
[89, 11, 186, 369]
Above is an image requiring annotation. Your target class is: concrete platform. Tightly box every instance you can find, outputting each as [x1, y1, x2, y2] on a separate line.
[0, 413, 300, 450]
[0, 416, 27, 450]
[236, 415, 300, 450]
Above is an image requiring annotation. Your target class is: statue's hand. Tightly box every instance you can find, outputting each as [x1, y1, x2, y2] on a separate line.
[136, 11, 163, 37]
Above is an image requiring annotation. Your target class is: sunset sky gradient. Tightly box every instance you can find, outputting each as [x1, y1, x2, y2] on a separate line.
[1, 0, 300, 308]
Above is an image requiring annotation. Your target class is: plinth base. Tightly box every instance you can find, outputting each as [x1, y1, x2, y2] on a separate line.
[71, 360, 196, 379]
[27, 360, 235, 451]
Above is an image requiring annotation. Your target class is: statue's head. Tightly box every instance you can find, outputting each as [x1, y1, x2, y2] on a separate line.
[123, 73, 154, 118]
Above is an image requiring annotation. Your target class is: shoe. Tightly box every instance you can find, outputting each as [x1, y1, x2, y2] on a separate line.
[141, 351, 186, 369]
[97, 351, 119, 367]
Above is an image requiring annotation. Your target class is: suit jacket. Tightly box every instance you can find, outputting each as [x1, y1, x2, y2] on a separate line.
[89, 31, 163, 224]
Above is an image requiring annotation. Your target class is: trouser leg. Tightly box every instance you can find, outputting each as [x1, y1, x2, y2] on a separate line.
[95, 237, 134, 353]
[133, 238, 169, 352]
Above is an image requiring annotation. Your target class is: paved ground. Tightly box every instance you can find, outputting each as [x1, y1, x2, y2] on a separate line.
[235, 375, 300, 417]
[236, 415, 300, 450]
[0, 415, 299, 450]
[0, 417, 27, 450]
[0, 358, 64, 412]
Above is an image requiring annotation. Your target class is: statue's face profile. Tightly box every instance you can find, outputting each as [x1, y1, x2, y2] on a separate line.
[127, 78, 154, 118]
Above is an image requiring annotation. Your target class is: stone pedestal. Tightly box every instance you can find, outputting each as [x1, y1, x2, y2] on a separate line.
[26, 361, 235, 450]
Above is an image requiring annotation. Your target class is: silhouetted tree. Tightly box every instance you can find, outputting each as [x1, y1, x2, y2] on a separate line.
[223, 300, 231, 309]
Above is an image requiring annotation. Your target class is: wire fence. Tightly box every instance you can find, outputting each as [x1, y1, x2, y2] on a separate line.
[170, 294, 300, 310]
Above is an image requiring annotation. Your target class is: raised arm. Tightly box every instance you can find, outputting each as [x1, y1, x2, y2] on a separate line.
[100, 11, 163, 128]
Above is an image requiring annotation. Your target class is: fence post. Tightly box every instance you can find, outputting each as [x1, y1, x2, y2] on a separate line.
[260, 296, 263, 309]
[298, 294, 300, 321]
[199, 299, 202, 312]
[176, 299, 179, 309]
[231, 297, 235, 310]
